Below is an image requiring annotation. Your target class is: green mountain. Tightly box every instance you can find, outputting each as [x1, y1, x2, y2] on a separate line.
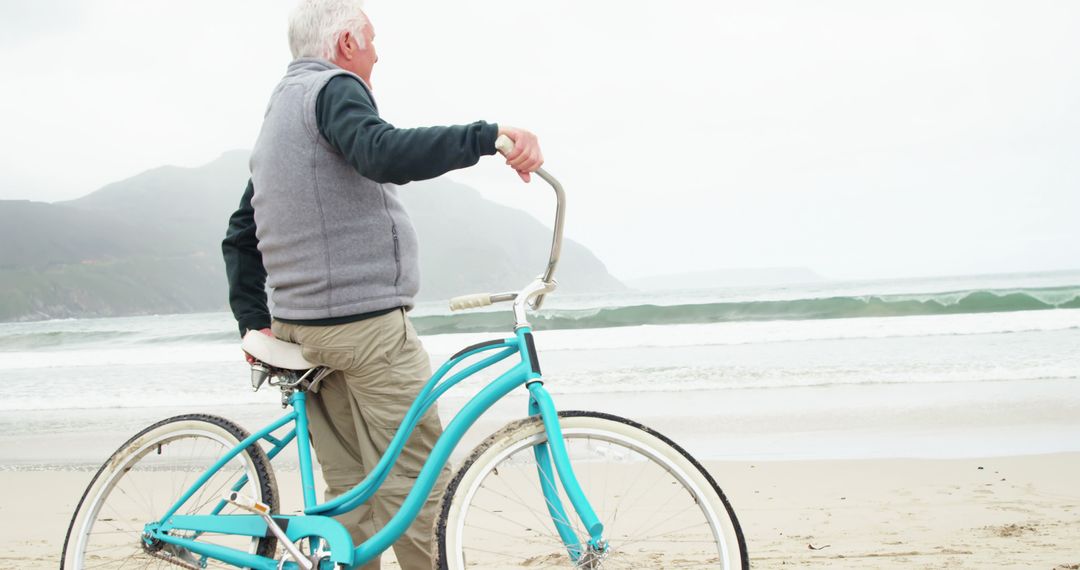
[0, 152, 623, 321]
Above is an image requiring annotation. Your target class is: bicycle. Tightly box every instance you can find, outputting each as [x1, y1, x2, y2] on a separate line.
[61, 136, 749, 569]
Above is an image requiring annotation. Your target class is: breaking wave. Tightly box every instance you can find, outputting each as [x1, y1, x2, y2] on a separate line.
[411, 285, 1080, 334]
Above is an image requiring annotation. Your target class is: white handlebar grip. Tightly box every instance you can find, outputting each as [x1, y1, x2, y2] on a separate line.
[449, 293, 493, 311]
[494, 134, 515, 156]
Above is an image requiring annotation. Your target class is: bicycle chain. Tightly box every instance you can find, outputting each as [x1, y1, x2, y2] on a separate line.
[148, 545, 308, 570]
[147, 549, 201, 570]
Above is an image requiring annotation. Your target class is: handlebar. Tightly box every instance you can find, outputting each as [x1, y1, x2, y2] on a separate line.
[447, 135, 565, 322]
[448, 291, 517, 311]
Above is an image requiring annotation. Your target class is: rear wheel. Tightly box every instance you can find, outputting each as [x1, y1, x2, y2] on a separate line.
[61, 414, 279, 569]
[434, 411, 748, 569]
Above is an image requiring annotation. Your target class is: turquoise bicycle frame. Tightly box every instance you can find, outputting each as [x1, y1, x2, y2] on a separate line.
[143, 326, 604, 569]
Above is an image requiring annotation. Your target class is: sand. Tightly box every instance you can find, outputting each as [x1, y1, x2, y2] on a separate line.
[732, 454, 1080, 568]
[2, 453, 1077, 568]
[3, 382, 1078, 568]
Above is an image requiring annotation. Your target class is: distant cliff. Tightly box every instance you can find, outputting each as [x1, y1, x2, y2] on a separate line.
[0, 151, 623, 321]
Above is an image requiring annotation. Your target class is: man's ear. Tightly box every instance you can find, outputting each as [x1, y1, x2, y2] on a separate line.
[337, 31, 354, 60]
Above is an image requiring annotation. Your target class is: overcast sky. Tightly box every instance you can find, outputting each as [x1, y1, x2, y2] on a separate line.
[1, 0, 1078, 281]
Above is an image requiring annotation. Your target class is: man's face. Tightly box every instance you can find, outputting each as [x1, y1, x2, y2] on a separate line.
[353, 22, 377, 86]
[336, 18, 377, 87]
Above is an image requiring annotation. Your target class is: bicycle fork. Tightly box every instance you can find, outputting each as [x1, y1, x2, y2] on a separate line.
[527, 382, 607, 564]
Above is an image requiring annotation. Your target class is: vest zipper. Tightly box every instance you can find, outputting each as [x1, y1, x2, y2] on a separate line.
[380, 186, 402, 289]
[391, 224, 402, 286]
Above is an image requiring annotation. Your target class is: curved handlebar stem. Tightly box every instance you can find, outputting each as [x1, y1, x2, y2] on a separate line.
[531, 167, 565, 311]
[460, 134, 564, 327]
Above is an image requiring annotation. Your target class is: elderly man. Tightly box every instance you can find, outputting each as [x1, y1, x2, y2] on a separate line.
[221, 0, 542, 567]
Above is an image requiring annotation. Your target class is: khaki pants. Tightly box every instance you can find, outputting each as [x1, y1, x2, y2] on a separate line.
[272, 308, 450, 570]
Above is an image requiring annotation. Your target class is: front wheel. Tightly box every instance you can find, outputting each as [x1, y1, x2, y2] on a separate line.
[434, 411, 748, 569]
[61, 414, 279, 569]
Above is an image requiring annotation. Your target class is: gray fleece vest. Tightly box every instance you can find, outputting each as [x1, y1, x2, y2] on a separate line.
[250, 58, 419, 320]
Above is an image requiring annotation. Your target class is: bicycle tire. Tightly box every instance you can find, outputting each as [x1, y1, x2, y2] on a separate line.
[61, 414, 279, 569]
[434, 410, 748, 569]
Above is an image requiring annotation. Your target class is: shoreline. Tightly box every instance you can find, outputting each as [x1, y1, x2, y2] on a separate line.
[4, 376, 1079, 469]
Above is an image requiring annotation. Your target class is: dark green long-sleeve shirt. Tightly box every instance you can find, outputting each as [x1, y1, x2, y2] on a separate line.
[222, 74, 498, 335]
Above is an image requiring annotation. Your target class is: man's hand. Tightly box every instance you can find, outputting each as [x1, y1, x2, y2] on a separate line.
[244, 327, 274, 364]
[497, 126, 543, 183]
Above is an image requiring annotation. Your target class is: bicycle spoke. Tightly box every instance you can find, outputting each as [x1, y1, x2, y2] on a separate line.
[616, 475, 699, 543]
[490, 463, 561, 536]
[473, 483, 558, 537]
[188, 465, 243, 515]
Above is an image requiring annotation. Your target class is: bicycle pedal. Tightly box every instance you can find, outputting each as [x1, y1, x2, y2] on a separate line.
[224, 491, 271, 515]
[225, 492, 314, 570]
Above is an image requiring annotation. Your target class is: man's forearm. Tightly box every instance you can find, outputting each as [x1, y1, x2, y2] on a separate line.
[335, 119, 498, 184]
[222, 179, 271, 336]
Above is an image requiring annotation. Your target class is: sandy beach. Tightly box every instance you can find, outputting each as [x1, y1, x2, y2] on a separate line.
[3, 451, 1077, 568]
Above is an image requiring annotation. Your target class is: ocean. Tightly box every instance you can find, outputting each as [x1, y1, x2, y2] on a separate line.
[2, 270, 1079, 465]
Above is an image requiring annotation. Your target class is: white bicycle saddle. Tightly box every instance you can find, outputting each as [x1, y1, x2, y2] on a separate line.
[241, 331, 315, 370]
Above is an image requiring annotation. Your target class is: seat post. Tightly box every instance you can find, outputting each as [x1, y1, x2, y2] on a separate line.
[289, 390, 320, 509]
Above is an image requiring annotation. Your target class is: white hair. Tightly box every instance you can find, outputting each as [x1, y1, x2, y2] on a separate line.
[288, 0, 369, 60]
